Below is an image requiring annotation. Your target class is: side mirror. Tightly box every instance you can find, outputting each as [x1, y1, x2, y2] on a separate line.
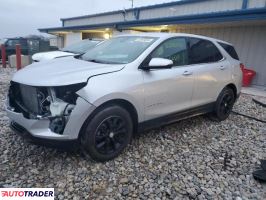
[147, 58, 173, 69]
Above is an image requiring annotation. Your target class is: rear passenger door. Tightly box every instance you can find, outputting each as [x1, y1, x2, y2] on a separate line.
[187, 37, 231, 107]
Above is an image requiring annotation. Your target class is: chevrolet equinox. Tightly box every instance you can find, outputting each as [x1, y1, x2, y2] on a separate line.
[6, 33, 242, 162]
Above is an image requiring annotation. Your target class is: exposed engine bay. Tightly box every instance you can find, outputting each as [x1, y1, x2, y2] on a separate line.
[8, 81, 86, 134]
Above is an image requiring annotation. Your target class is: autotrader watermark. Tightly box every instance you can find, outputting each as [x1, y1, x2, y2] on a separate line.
[0, 188, 54, 200]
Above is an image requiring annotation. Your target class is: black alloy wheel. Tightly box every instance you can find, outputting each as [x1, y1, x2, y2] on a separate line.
[80, 105, 133, 162]
[210, 87, 236, 121]
[95, 116, 127, 155]
[219, 92, 235, 117]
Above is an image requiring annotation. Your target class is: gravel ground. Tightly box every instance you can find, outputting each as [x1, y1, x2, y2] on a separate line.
[0, 67, 266, 200]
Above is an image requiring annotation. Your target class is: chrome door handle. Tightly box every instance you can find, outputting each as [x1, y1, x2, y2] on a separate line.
[219, 66, 226, 70]
[182, 71, 193, 76]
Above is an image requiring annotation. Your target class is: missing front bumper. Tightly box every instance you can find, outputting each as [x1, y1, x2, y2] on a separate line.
[10, 121, 78, 149]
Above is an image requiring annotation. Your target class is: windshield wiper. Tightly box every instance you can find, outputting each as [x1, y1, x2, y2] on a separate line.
[86, 59, 103, 63]
[62, 50, 74, 53]
[86, 59, 117, 64]
[74, 54, 84, 59]
[85, 59, 124, 64]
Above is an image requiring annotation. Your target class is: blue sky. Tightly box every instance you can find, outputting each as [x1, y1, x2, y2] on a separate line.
[0, 0, 175, 38]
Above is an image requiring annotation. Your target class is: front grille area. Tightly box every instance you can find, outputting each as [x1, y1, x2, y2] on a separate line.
[19, 84, 40, 114]
[9, 81, 43, 117]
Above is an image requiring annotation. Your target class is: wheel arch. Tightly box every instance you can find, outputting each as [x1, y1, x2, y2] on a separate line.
[78, 98, 139, 138]
[225, 83, 237, 99]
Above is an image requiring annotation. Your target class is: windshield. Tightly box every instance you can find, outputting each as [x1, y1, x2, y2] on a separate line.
[6, 39, 26, 47]
[61, 40, 101, 54]
[81, 36, 157, 64]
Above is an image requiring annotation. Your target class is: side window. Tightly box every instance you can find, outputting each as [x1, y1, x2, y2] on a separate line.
[151, 38, 188, 66]
[218, 42, 239, 60]
[188, 38, 223, 64]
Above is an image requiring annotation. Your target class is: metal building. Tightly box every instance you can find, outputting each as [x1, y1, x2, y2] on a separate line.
[39, 0, 266, 87]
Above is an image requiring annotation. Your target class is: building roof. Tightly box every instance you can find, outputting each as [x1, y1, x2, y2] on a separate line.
[39, 0, 266, 33]
[60, 0, 209, 22]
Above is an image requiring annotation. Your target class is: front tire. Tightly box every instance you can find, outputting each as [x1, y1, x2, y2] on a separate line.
[80, 105, 133, 162]
[211, 87, 235, 121]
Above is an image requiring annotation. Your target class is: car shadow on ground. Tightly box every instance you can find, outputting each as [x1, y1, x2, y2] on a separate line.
[7, 114, 216, 162]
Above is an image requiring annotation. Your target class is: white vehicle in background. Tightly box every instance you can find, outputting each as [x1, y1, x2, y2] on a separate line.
[32, 39, 103, 62]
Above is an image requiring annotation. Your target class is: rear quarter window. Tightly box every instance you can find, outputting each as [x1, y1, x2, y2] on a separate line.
[188, 38, 223, 64]
[218, 42, 239, 60]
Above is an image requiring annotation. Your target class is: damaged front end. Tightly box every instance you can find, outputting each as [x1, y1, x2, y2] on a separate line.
[7, 81, 86, 135]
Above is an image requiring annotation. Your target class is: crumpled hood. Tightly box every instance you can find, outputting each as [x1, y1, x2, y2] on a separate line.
[12, 57, 125, 86]
[32, 51, 75, 62]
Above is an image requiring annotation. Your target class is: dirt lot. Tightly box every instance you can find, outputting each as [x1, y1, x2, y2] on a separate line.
[0, 67, 265, 199]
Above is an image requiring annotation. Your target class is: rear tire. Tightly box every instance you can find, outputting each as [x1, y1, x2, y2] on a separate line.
[210, 87, 235, 122]
[80, 105, 133, 162]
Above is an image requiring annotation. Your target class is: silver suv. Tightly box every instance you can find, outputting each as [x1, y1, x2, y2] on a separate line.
[6, 33, 242, 162]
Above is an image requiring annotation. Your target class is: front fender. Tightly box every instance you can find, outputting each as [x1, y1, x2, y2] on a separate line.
[78, 91, 144, 122]
[76, 70, 145, 122]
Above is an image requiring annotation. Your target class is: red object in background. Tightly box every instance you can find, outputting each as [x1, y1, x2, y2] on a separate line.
[1, 44, 6, 68]
[16, 44, 22, 70]
[240, 63, 256, 87]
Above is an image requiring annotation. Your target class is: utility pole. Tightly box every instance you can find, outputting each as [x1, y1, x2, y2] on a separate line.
[129, 0, 134, 8]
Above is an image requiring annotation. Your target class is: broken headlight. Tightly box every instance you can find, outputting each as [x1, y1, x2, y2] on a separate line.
[47, 82, 87, 134]
[52, 82, 87, 105]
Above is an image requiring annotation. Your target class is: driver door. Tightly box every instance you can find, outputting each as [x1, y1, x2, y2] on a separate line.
[141, 37, 195, 121]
